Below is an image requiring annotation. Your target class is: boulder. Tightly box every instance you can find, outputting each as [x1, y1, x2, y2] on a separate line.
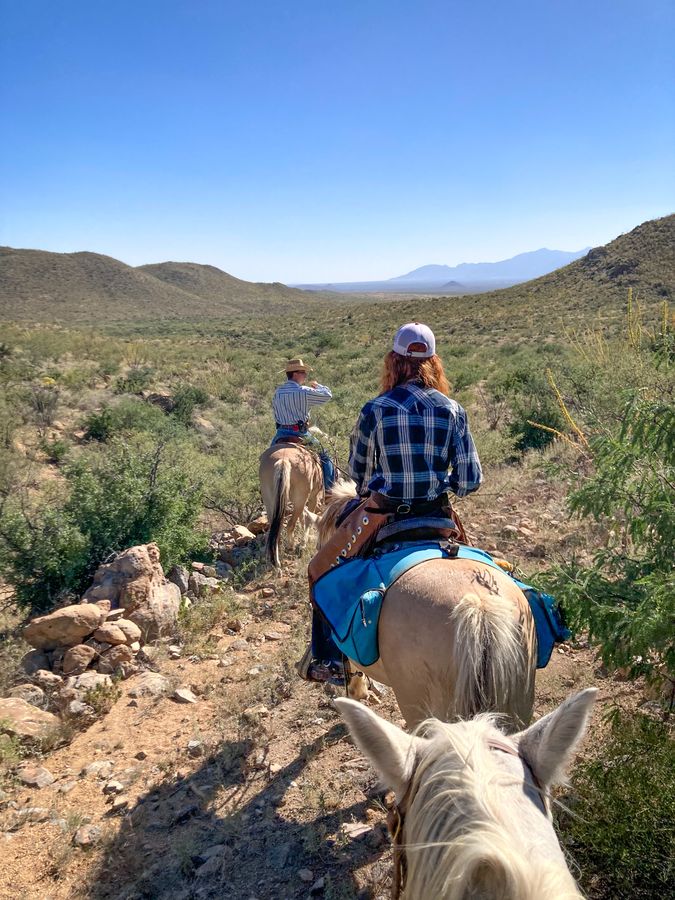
[23, 603, 106, 651]
[246, 515, 268, 535]
[233, 525, 256, 545]
[127, 671, 171, 698]
[20, 649, 50, 676]
[0, 698, 60, 741]
[17, 765, 55, 788]
[7, 684, 47, 709]
[73, 824, 103, 847]
[62, 644, 97, 676]
[114, 618, 142, 644]
[32, 669, 63, 690]
[168, 565, 190, 595]
[188, 571, 209, 597]
[215, 561, 233, 580]
[97, 645, 136, 677]
[92, 623, 128, 645]
[81, 543, 180, 642]
[65, 672, 113, 694]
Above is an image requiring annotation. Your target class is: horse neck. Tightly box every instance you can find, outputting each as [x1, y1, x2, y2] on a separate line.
[403, 724, 581, 900]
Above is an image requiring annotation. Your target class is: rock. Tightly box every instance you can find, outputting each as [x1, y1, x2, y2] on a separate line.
[65, 672, 113, 694]
[193, 415, 215, 435]
[140, 390, 175, 413]
[62, 644, 97, 675]
[341, 822, 372, 839]
[0, 698, 60, 742]
[134, 750, 147, 760]
[298, 869, 314, 883]
[191, 561, 205, 572]
[24, 603, 106, 651]
[82, 760, 114, 778]
[97, 644, 136, 677]
[246, 515, 268, 535]
[82, 543, 180, 642]
[310, 878, 325, 894]
[264, 631, 283, 642]
[32, 669, 63, 690]
[111, 795, 129, 811]
[502, 524, 519, 536]
[218, 657, 234, 668]
[518, 526, 534, 537]
[105, 608, 125, 620]
[215, 561, 233, 580]
[187, 740, 203, 758]
[55, 780, 77, 794]
[172, 687, 197, 704]
[20, 649, 50, 676]
[130, 641, 141, 653]
[103, 780, 124, 795]
[168, 565, 190, 595]
[229, 639, 248, 652]
[73, 824, 103, 847]
[195, 855, 223, 878]
[129, 672, 171, 697]
[93, 599, 112, 614]
[13, 807, 51, 825]
[188, 572, 210, 597]
[233, 525, 256, 545]
[92, 623, 128, 645]
[83, 638, 110, 655]
[113, 617, 142, 643]
[260, 587, 275, 599]
[7, 684, 46, 709]
[201, 565, 217, 578]
[67, 700, 96, 720]
[17, 765, 56, 788]
[48, 646, 67, 673]
[226, 618, 243, 633]
[243, 705, 269, 720]
[168, 645, 182, 659]
[204, 577, 220, 591]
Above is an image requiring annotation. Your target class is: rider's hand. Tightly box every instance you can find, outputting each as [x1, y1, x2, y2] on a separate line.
[309, 380, 319, 388]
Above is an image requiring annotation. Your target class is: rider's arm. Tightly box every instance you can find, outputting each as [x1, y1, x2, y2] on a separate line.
[301, 383, 332, 405]
[349, 403, 376, 494]
[447, 406, 483, 497]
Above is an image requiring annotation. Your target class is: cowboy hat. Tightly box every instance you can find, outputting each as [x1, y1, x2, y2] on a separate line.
[282, 358, 312, 374]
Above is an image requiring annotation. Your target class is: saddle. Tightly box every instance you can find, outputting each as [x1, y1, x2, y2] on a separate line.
[273, 435, 304, 445]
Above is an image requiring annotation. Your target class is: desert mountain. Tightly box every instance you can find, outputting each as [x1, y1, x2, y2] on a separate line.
[391, 247, 590, 284]
[0, 248, 335, 325]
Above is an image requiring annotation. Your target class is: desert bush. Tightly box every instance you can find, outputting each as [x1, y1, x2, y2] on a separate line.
[113, 366, 153, 394]
[547, 394, 674, 680]
[28, 381, 60, 434]
[41, 437, 69, 465]
[0, 434, 209, 610]
[558, 710, 674, 900]
[83, 398, 170, 442]
[490, 368, 566, 453]
[171, 383, 210, 425]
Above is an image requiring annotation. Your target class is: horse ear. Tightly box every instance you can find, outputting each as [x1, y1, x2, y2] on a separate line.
[334, 698, 423, 798]
[514, 688, 598, 789]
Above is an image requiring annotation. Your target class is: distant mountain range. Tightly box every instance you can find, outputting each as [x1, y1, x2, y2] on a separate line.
[0, 215, 672, 324]
[294, 247, 591, 293]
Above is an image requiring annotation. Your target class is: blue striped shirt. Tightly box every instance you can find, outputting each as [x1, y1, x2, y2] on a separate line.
[349, 382, 483, 501]
[272, 380, 332, 426]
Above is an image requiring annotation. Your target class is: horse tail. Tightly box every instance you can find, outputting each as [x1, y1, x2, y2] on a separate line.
[451, 591, 528, 725]
[266, 458, 291, 567]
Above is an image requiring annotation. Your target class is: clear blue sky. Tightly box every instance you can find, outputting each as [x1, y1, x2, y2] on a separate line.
[1, 1, 673, 282]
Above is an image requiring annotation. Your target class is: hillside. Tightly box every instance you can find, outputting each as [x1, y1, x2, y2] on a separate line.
[0, 248, 340, 325]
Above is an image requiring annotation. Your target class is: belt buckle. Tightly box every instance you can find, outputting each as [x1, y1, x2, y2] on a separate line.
[396, 502, 412, 515]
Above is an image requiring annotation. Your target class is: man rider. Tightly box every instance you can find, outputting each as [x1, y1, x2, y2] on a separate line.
[298, 322, 483, 685]
[272, 358, 336, 492]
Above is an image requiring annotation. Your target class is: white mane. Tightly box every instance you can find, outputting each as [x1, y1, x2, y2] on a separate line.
[403, 715, 582, 899]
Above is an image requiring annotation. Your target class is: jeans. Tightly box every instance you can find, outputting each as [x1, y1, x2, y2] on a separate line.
[272, 428, 335, 491]
[311, 608, 342, 663]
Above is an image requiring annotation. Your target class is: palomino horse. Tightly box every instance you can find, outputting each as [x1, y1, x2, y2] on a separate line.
[318, 482, 537, 730]
[259, 443, 324, 568]
[336, 688, 597, 899]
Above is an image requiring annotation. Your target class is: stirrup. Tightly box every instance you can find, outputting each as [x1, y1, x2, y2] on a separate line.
[295, 644, 314, 681]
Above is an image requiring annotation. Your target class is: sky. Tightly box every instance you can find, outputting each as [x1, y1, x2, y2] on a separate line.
[1, 1, 673, 283]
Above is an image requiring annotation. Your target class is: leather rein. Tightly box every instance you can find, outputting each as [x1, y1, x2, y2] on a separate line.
[385, 739, 544, 899]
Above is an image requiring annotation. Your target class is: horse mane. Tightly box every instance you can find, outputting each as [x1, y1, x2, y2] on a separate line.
[403, 716, 582, 899]
[316, 478, 357, 547]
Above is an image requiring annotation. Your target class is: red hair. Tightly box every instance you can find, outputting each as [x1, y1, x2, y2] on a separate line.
[380, 351, 451, 396]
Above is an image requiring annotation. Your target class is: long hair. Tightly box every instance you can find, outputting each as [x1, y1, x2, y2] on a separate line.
[380, 351, 451, 396]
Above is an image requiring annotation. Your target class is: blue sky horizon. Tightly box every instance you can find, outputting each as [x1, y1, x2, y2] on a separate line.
[1, 1, 673, 283]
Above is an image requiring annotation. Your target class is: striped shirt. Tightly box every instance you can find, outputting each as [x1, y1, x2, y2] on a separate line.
[349, 382, 483, 501]
[272, 380, 332, 426]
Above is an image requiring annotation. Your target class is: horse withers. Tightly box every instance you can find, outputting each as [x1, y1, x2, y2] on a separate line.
[336, 688, 598, 899]
[259, 442, 324, 568]
[317, 482, 537, 730]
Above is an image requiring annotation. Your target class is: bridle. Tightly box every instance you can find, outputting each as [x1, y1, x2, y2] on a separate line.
[385, 739, 545, 899]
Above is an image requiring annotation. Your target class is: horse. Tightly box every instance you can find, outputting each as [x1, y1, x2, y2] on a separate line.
[336, 687, 597, 899]
[259, 442, 324, 568]
[318, 481, 538, 730]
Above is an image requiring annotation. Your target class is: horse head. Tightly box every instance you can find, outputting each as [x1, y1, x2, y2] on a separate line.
[336, 689, 597, 899]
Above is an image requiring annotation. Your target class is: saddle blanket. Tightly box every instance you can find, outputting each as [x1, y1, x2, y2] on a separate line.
[313, 542, 570, 669]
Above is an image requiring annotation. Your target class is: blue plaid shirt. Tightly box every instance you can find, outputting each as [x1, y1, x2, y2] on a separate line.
[348, 382, 483, 501]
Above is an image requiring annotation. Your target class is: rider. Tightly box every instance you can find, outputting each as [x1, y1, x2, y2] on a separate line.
[299, 322, 483, 685]
[272, 358, 336, 493]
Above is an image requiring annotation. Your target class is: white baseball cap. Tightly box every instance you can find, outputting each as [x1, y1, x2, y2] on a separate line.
[392, 322, 436, 358]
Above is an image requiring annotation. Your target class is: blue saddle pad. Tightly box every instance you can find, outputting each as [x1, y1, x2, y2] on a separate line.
[313, 543, 570, 669]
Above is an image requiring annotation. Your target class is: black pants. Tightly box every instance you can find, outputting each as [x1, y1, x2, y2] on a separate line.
[311, 608, 342, 663]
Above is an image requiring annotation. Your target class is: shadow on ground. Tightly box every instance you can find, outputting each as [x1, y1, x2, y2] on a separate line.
[81, 723, 390, 900]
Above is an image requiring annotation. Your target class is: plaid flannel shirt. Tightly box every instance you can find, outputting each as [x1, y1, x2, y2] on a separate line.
[348, 382, 483, 501]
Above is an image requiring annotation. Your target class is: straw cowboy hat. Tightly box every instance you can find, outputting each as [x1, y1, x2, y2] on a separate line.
[282, 358, 313, 374]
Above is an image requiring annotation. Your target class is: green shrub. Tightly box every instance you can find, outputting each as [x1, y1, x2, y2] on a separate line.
[547, 395, 674, 679]
[0, 434, 209, 610]
[83, 399, 169, 442]
[490, 368, 566, 453]
[558, 710, 675, 900]
[171, 384, 210, 425]
[113, 366, 153, 394]
[41, 437, 69, 465]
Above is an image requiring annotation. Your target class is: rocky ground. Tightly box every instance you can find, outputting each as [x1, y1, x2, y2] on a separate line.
[0, 466, 654, 900]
